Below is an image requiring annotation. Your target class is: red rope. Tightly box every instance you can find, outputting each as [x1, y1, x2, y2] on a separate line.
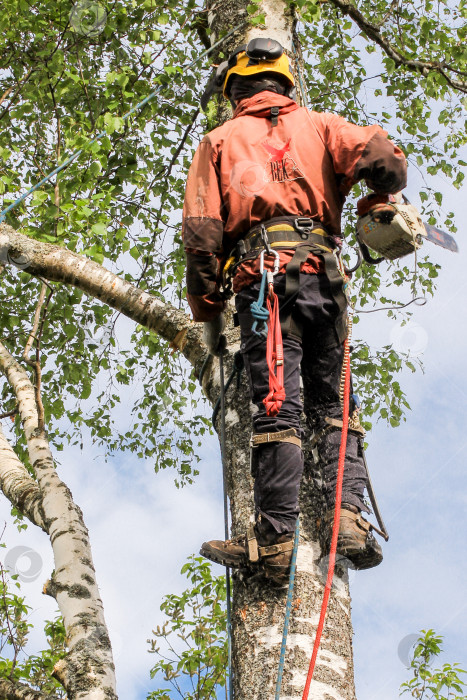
[263, 282, 286, 417]
[302, 337, 351, 699]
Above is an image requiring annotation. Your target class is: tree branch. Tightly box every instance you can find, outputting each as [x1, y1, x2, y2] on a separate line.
[0, 423, 46, 531]
[0, 341, 117, 699]
[327, 0, 467, 93]
[0, 678, 52, 700]
[0, 68, 34, 121]
[0, 223, 205, 370]
[22, 284, 47, 362]
[0, 407, 18, 419]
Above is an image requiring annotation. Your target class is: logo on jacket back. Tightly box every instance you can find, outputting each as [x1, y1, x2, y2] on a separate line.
[262, 139, 304, 183]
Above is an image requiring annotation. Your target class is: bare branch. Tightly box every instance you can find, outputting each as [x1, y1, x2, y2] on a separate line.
[0, 407, 18, 419]
[23, 284, 47, 362]
[0, 223, 206, 370]
[327, 0, 467, 93]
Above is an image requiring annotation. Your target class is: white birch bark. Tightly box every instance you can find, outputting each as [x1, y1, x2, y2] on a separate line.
[0, 677, 51, 700]
[0, 342, 117, 700]
[0, 424, 45, 531]
[0, 223, 203, 367]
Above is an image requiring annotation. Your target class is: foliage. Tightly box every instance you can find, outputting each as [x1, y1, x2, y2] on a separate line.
[0, 543, 67, 697]
[0, 0, 212, 482]
[400, 630, 467, 699]
[147, 556, 227, 699]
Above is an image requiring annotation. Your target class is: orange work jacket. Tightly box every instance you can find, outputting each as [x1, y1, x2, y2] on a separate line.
[182, 92, 407, 322]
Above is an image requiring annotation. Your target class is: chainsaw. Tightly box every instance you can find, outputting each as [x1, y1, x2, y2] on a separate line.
[356, 193, 459, 265]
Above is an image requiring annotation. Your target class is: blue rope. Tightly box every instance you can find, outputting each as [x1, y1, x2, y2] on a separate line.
[250, 270, 269, 337]
[0, 21, 247, 223]
[275, 517, 300, 700]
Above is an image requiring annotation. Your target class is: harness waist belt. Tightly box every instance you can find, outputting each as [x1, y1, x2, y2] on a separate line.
[237, 219, 334, 259]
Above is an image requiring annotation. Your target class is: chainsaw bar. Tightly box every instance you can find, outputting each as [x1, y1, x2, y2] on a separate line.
[424, 223, 459, 252]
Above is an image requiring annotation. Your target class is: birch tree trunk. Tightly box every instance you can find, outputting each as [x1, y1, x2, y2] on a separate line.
[203, 1, 357, 697]
[0, 341, 118, 700]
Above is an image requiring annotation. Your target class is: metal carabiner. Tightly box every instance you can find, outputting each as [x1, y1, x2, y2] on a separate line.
[260, 224, 273, 255]
[259, 248, 280, 283]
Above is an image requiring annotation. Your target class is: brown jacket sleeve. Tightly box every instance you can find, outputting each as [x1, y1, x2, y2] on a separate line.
[322, 114, 407, 194]
[182, 137, 225, 322]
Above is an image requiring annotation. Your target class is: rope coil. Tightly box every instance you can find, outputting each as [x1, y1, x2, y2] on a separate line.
[263, 280, 286, 417]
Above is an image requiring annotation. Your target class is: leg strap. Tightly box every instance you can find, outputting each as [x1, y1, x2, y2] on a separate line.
[325, 507, 373, 533]
[310, 414, 365, 449]
[250, 427, 301, 449]
[258, 540, 295, 558]
[245, 527, 295, 562]
[280, 244, 348, 341]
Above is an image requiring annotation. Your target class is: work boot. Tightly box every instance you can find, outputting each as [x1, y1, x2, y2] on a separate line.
[200, 533, 250, 569]
[321, 503, 383, 570]
[200, 520, 294, 584]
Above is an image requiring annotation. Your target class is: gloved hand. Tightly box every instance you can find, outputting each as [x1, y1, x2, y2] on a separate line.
[203, 313, 227, 356]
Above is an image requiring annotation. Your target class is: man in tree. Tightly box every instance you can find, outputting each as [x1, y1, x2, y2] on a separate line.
[182, 38, 406, 583]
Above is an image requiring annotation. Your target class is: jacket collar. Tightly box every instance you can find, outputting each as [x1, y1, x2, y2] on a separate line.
[233, 92, 299, 119]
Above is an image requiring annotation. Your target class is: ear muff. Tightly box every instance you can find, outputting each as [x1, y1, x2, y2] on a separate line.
[200, 61, 229, 111]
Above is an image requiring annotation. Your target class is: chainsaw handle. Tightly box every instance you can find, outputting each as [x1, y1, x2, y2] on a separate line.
[343, 246, 363, 274]
[357, 237, 385, 266]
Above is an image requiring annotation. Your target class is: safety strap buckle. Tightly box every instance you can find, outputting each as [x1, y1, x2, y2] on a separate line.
[247, 525, 259, 562]
[258, 540, 294, 558]
[294, 217, 315, 239]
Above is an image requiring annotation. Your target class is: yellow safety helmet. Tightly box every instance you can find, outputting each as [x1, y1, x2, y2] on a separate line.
[223, 38, 295, 98]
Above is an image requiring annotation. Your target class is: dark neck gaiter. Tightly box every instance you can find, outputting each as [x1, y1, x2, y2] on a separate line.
[229, 75, 288, 106]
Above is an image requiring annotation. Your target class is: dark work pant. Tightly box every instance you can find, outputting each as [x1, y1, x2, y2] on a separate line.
[235, 272, 369, 535]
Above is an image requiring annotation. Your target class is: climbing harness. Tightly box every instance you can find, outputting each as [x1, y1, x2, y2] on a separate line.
[0, 21, 247, 224]
[275, 517, 300, 700]
[227, 216, 349, 342]
[219, 352, 233, 700]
